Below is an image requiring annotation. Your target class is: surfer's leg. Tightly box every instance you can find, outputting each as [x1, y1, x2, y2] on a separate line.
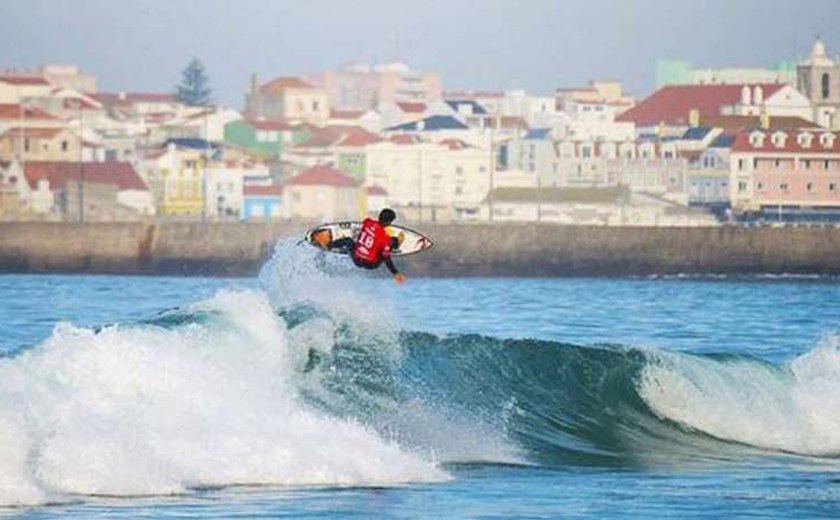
[330, 237, 355, 254]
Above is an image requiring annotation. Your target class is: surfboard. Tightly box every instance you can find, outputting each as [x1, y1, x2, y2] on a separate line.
[305, 221, 434, 257]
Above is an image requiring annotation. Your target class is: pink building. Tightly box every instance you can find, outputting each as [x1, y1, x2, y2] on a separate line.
[730, 128, 840, 218]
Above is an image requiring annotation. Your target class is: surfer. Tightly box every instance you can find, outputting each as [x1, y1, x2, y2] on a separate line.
[330, 208, 407, 284]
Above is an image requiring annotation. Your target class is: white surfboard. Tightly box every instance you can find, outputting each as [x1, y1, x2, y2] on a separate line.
[305, 221, 434, 257]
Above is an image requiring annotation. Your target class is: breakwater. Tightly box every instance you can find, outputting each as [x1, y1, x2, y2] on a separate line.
[1, 221, 839, 277]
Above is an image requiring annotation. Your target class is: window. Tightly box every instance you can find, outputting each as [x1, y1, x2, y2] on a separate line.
[830, 183, 837, 193]
[738, 181, 747, 192]
[61, 141, 68, 151]
[807, 182, 815, 193]
[775, 159, 781, 168]
[804, 159, 811, 169]
[757, 182, 764, 191]
[738, 158, 744, 171]
[24, 138, 30, 152]
[753, 158, 759, 169]
[822, 73, 830, 100]
[826, 160, 831, 170]
[780, 183, 789, 192]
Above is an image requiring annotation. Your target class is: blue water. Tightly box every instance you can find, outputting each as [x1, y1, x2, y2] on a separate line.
[2, 253, 840, 517]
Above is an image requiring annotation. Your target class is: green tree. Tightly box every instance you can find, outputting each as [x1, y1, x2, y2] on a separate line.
[176, 58, 213, 106]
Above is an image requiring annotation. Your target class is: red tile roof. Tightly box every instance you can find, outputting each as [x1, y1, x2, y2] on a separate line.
[23, 162, 148, 191]
[439, 138, 470, 150]
[336, 130, 381, 147]
[617, 84, 787, 126]
[366, 185, 387, 196]
[247, 119, 296, 131]
[284, 165, 357, 188]
[0, 104, 57, 120]
[0, 127, 66, 139]
[259, 76, 317, 93]
[389, 134, 422, 145]
[244, 184, 283, 196]
[396, 102, 427, 113]
[731, 129, 840, 154]
[0, 74, 50, 86]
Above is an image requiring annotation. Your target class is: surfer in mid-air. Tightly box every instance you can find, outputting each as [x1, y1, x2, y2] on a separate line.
[325, 208, 407, 284]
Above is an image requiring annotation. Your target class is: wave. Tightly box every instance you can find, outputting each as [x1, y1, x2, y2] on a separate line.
[1, 239, 838, 506]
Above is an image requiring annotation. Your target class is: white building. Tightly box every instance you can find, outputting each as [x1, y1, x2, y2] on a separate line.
[365, 137, 493, 222]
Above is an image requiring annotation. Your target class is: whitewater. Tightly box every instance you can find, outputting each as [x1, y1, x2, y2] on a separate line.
[1, 241, 840, 516]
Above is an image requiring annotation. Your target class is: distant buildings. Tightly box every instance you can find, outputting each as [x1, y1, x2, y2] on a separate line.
[282, 165, 358, 220]
[656, 59, 796, 88]
[244, 76, 329, 125]
[316, 62, 442, 112]
[729, 128, 840, 220]
[796, 39, 840, 130]
[617, 83, 813, 137]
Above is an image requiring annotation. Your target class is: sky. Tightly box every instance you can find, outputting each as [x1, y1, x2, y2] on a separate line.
[1, 0, 839, 107]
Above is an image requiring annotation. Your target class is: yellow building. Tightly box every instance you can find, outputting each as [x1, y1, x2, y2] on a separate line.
[139, 145, 206, 216]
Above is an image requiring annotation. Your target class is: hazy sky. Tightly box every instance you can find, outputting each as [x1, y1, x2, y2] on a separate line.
[1, 0, 838, 106]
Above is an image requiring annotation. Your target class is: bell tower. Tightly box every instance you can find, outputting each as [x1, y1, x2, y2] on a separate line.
[797, 38, 840, 129]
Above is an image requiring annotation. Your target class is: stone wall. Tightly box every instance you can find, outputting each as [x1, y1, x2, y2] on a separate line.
[1, 221, 839, 277]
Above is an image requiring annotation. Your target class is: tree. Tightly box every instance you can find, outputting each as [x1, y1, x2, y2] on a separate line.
[176, 58, 213, 106]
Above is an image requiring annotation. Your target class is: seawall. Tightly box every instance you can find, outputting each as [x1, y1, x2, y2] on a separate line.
[1, 221, 839, 277]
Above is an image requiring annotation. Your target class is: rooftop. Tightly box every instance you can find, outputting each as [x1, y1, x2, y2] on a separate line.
[617, 84, 787, 126]
[24, 162, 147, 191]
[284, 165, 357, 188]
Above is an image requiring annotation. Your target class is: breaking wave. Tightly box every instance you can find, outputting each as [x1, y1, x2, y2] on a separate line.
[1, 240, 838, 506]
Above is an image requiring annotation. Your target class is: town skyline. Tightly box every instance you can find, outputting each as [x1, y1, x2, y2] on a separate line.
[2, 0, 839, 105]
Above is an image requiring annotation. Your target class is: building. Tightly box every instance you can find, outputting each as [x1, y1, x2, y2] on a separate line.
[0, 127, 88, 162]
[617, 84, 813, 136]
[316, 62, 442, 112]
[366, 137, 492, 222]
[39, 65, 97, 93]
[282, 165, 359, 220]
[244, 76, 329, 125]
[92, 92, 182, 121]
[224, 119, 310, 159]
[687, 134, 734, 210]
[153, 107, 242, 143]
[138, 145, 207, 216]
[656, 59, 796, 88]
[556, 81, 635, 116]
[505, 132, 688, 204]
[0, 73, 54, 104]
[729, 128, 840, 221]
[797, 39, 840, 130]
[242, 184, 283, 221]
[23, 161, 153, 220]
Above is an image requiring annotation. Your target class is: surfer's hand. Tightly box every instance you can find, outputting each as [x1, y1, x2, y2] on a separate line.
[394, 273, 407, 284]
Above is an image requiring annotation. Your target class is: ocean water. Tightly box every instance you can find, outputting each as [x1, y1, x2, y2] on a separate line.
[1, 240, 840, 518]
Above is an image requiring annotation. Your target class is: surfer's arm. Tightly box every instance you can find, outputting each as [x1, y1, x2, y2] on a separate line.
[383, 257, 399, 276]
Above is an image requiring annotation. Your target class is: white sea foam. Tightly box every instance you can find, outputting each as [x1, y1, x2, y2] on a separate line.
[0, 290, 448, 506]
[639, 335, 840, 456]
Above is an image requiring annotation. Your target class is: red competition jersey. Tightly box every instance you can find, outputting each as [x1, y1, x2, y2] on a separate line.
[353, 218, 392, 264]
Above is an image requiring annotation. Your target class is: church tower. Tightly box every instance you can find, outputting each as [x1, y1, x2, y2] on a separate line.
[797, 39, 840, 129]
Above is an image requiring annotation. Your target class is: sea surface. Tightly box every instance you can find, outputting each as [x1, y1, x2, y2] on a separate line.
[1, 241, 840, 518]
